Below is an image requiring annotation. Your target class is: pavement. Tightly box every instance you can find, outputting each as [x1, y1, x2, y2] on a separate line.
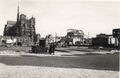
[0, 65, 118, 78]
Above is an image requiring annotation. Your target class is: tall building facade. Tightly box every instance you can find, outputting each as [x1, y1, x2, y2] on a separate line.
[66, 29, 84, 45]
[4, 6, 36, 42]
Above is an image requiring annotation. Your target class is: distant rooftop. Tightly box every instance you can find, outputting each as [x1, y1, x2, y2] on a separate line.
[6, 21, 16, 27]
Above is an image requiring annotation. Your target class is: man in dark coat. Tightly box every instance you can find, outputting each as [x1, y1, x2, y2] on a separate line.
[49, 43, 55, 55]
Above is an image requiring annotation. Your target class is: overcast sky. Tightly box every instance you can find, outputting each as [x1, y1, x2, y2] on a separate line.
[0, 0, 120, 37]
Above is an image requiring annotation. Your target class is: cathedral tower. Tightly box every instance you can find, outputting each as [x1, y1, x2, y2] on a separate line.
[17, 5, 20, 22]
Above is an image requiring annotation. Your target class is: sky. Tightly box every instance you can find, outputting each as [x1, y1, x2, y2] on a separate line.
[0, 0, 120, 38]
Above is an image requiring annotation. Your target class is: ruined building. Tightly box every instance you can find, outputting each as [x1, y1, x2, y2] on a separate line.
[66, 29, 84, 45]
[3, 6, 38, 46]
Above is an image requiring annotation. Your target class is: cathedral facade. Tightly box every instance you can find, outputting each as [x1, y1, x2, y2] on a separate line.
[4, 6, 36, 42]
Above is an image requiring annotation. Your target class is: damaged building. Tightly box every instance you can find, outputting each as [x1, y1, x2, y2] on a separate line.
[1, 6, 39, 46]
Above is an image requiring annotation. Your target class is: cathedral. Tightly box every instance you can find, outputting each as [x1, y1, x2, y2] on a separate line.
[3, 6, 36, 42]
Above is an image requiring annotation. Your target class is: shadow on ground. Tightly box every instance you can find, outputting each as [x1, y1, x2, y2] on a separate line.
[0, 54, 119, 71]
[55, 49, 70, 53]
[55, 48, 97, 52]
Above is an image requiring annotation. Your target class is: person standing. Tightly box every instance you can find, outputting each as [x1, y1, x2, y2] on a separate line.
[49, 43, 52, 54]
[49, 43, 55, 55]
[52, 43, 55, 55]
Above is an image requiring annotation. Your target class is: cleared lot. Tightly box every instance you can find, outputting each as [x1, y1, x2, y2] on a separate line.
[0, 53, 119, 71]
[0, 47, 119, 78]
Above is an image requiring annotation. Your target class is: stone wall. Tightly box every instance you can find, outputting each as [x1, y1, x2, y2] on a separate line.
[0, 36, 33, 46]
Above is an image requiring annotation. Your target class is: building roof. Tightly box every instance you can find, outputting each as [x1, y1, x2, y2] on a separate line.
[7, 21, 16, 27]
[67, 29, 84, 34]
[7, 21, 16, 25]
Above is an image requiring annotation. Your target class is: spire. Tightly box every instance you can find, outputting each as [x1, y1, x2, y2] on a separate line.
[17, 5, 19, 22]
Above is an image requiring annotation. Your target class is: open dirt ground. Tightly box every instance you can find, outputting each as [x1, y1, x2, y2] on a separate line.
[0, 47, 119, 78]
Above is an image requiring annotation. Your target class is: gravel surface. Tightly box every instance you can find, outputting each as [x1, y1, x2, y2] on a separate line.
[0, 65, 118, 78]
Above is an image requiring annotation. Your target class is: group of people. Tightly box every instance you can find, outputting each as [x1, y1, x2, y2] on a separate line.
[48, 43, 56, 55]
